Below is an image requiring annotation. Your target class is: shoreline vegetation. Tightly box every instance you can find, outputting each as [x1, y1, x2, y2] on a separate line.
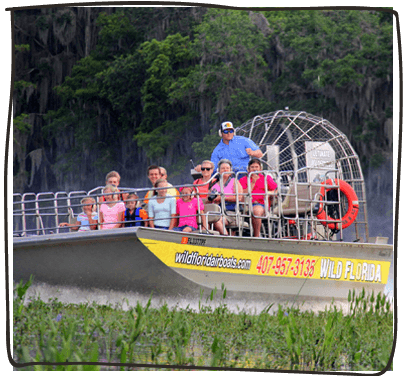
[13, 278, 393, 371]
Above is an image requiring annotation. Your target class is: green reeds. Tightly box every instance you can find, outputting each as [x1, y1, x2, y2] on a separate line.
[13, 279, 393, 371]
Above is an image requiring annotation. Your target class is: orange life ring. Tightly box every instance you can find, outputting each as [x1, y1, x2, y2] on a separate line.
[316, 179, 359, 230]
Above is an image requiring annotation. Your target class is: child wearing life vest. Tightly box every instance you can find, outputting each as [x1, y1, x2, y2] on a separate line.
[124, 193, 148, 227]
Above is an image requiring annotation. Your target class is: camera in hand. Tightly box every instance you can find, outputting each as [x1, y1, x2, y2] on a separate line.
[208, 189, 218, 202]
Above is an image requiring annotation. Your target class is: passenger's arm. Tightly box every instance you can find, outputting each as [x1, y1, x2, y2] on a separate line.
[116, 210, 125, 228]
[221, 181, 242, 203]
[71, 221, 80, 231]
[169, 199, 177, 230]
[59, 220, 80, 231]
[88, 215, 98, 230]
[215, 181, 243, 205]
[148, 203, 154, 227]
[168, 214, 176, 231]
[246, 148, 263, 158]
[212, 194, 221, 204]
[202, 211, 208, 230]
[237, 181, 243, 202]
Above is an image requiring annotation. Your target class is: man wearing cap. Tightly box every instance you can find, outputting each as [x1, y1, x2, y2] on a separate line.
[206, 121, 263, 173]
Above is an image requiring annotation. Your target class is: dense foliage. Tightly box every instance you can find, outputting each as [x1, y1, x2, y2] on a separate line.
[13, 279, 393, 371]
[13, 7, 393, 192]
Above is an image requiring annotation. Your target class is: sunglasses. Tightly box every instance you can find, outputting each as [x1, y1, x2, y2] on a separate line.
[222, 129, 234, 134]
[201, 167, 211, 171]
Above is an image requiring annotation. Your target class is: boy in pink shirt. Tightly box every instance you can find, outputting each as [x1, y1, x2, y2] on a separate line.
[173, 186, 207, 232]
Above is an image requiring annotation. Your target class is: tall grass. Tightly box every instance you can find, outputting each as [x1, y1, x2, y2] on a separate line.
[13, 278, 394, 371]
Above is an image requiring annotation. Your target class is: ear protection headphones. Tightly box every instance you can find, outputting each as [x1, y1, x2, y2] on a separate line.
[217, 158, 233, 171]
[180, 186, 195, 193]
[218, 121, 236, 137]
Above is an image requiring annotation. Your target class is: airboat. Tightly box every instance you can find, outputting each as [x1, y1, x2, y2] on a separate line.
[13, 111, 393, 302]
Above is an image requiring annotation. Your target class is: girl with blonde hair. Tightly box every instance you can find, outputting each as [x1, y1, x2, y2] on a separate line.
[99, 184, 126, 229]
[59, 197, 98, 231]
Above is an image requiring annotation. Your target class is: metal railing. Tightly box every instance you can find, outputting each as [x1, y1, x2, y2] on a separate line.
[13, 168, 367, 241]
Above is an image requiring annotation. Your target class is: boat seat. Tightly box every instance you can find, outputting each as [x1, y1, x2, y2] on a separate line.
[272, 183, 321, 217]
[193, 204, 221, 235]
[203, 204, 250, 235]
[224, 211, 250, 236]
[68, 210, 76, 224]
[203, 203, 222, 224]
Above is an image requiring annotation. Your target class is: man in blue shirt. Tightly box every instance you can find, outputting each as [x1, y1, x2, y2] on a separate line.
[205, 121, 263, 173]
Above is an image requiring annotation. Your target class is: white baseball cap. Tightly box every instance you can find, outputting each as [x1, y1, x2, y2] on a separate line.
[220, 121, 234, 131]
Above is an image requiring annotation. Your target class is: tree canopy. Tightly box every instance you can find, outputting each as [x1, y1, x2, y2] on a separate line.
[13, 7, 393, 191]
